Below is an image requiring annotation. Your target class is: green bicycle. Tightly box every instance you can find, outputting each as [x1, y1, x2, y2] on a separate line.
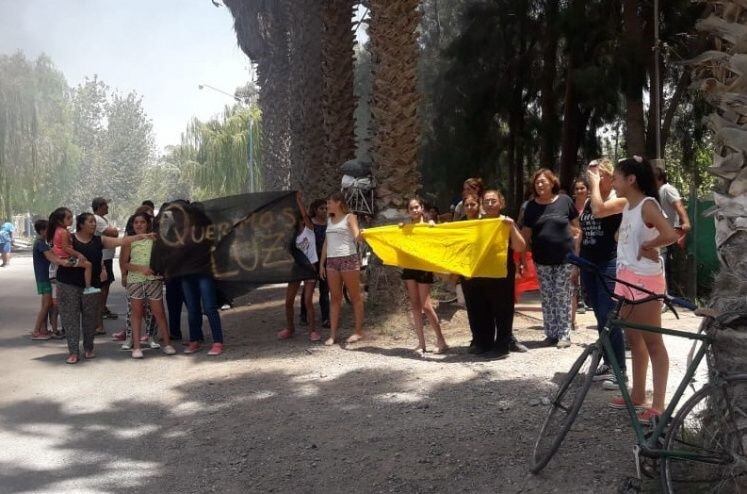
[530, 254, 747, 493]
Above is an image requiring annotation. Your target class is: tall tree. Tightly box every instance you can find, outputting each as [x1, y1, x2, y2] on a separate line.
[368, 0, 423, 212]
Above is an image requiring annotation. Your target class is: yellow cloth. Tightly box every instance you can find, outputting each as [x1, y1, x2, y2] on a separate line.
[362, 218, 511, 278]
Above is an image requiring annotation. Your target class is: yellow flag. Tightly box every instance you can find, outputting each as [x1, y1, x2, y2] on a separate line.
[362, 218, 510, 278]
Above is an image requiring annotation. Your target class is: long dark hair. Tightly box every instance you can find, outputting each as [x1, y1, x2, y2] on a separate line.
[130, 212, 153, 233]
[76, 212, 95, 231]
[615, 157, 659, 201]
[47, 207, 71, 243]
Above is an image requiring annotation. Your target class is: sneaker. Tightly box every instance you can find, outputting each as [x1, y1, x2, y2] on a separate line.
[577, 305, 587, 315]
[468, 344, 490, 355]
[309, 331, 322, 342]
[184, 341, 202, 354]
[602, 373, 627, 391]
[207, 343, 224, 356]
[120, 338, 133, 351]
[162, 345, 176, 355]
[131, 349, 144, 359]
[637, 407, 663, 425]
[609, 396, 647, 412]
[592, 364, 613, 382]
[82, 287, 101, 295]
[542, 337, 559, 347]
[148, 338, 161, 350]
[509, 340, 529, 353]
[111, 330, 126, 342]
[277, 328, 293, 340]
[556, 337, 572, 349]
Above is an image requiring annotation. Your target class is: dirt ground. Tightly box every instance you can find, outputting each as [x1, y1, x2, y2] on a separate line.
[0, 255, 704, 493]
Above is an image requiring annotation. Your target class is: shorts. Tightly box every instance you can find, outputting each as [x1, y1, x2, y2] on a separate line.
[102, 259, 115, 285]
[126, 280, 164, 300]
[36, 281, 52, 295]
[401, 268, 434, 284]
[0, 242, 10, 254]
[326, 254, 360, 272]
[614, 267, 666, 301]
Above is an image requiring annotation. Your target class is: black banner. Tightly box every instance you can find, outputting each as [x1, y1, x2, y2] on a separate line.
[152, 191, 317, 300]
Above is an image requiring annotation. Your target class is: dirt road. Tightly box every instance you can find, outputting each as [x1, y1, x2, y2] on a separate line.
[0, 254, 703, 493]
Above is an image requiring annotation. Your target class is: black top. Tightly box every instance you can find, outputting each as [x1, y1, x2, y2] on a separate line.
[56, 235, 104, 288]
[579, 200, 622, 263]
[312, 222, 326, 258]
[522, 195, 578, 265]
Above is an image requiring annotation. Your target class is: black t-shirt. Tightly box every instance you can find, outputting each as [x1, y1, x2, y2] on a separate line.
[56, 235, 104, 288]
[522, 195, 578, 265]
[579, 200, 622, 263]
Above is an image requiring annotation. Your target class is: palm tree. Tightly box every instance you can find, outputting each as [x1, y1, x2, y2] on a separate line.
[321, 0, 357, 199]
[223, 0, 292, 191]
[688, 1, 747, 433]
[368, 0, 423, 213]
[288, 0, 325, 198]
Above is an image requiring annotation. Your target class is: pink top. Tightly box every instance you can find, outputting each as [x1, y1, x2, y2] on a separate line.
[52, 227, 71, 259]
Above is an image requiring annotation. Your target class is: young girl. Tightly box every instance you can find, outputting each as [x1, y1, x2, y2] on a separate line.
[609, 157, 678, 423]
[120, 212, 176, 359]
[320, 192, 364, 345]
[47, 207, 99, 295]
[399, 197, 449, 355]
[278, 195, 321, 342]
[570, 177, 589, 330]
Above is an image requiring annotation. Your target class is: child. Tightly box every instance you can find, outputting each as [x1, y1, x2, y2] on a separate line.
[609, 157, 678, 423]
[31, 220, 63, 340]
[278, 194, 321, 342]
[47, 207, 100, 295]
[399, 197, 448, 355]
[119, 212, 176, 359]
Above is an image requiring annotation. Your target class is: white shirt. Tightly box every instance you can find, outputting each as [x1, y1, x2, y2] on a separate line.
[296, 226, 318, 264]
[94, 214, 115, 261]
[326, 214, 357, 258]
[616, 197, 664, 276]
[658, 183, 681, 228]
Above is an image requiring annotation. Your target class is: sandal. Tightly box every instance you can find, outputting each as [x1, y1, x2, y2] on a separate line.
[277, 329, 294, 340]
[65, 354, 79, 364]
[433, 345, 450, 355]
[84, 351, 96, 359]
[31, 332, 52, 340]
[346, 333, 365, 344]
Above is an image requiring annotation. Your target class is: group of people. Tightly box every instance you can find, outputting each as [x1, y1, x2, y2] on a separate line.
[27, 156, 689, 423]
[30, 198, 225, 363]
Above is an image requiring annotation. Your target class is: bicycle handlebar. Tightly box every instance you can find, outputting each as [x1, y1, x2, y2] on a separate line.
[566, 254, 696, 315]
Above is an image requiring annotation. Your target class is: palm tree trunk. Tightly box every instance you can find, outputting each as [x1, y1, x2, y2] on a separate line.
[689, 2, 747, 434]
[369, 0, 422, 214]
[321, 0, 357, 200]
[289, 0, 324, 197]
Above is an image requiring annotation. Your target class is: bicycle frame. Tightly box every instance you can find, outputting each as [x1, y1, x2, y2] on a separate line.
[598, 299, 715, 461]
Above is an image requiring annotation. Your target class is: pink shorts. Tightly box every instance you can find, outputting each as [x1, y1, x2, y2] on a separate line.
[326, 254, 360, 272]
[614, 267, 666, 301]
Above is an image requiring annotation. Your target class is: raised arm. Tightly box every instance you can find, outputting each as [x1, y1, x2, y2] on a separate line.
[587, 166, 626, 218]
[102, 232, 154, 250]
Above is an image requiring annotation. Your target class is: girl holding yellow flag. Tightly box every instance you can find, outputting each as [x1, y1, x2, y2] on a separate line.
[399, 198, 449, 356]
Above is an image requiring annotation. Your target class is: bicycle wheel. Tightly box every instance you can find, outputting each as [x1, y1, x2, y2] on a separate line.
[660, 376, 747, 493]
[530, 343, 601, 473]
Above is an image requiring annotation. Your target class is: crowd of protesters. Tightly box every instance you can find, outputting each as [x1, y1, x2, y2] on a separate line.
[24, 156, 688, 424]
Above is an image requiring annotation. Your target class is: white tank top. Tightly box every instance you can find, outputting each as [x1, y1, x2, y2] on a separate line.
[616, 197, 664, 276]
[326, 214, 357, 258]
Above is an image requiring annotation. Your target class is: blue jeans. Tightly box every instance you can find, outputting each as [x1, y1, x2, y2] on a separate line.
[580, 258, 625, 371]
[181, 274, 223, 344]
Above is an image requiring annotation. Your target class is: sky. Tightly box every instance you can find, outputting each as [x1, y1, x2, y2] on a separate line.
[0, 0, 251, 152]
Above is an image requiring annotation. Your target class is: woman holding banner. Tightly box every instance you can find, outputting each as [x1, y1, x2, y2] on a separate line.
[320, 192, 364, 345]
[399, 197, 449, 356]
